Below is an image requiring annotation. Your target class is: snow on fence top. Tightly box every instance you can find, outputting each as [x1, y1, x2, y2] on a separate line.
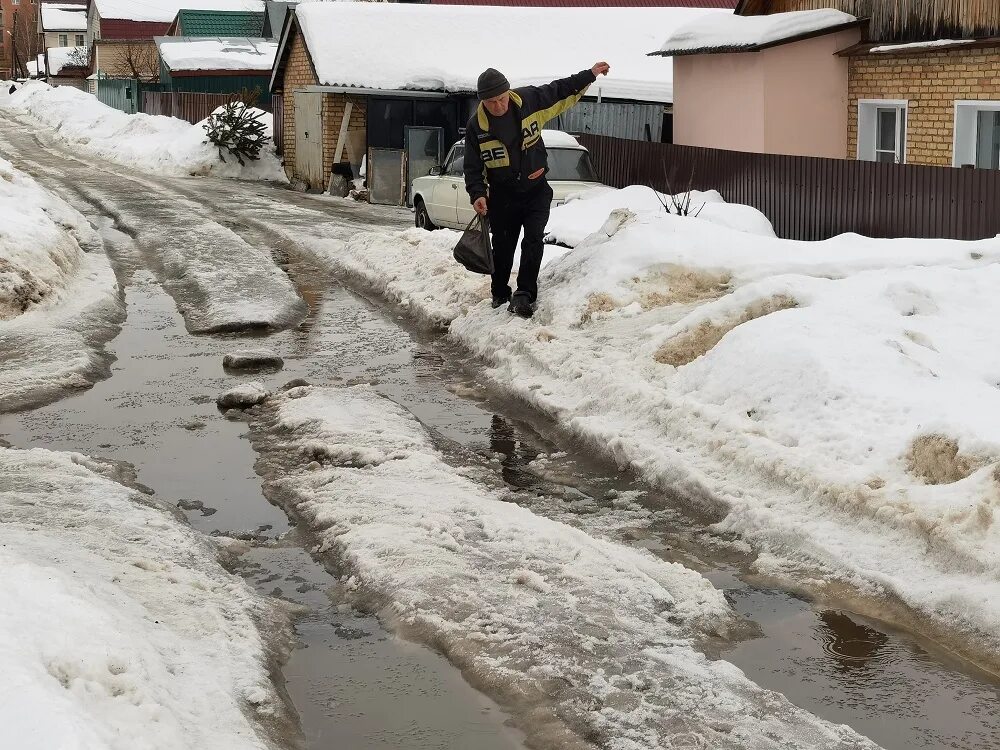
[293, 2, 727, 103]
[93, 0, 263, 23]
[157, 37, 278, 72]
[655, 8, 857, 55]
[40, 6, 88, 31]
[869, 38, 977, 53]
[47, 46, 88, 75]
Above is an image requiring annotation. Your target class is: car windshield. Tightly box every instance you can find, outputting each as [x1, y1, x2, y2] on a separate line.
[546, 148, 599, 182]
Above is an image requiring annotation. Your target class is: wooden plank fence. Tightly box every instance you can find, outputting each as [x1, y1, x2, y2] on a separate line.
[576, 134, 1000, 241]
[142, 91, 274, 125]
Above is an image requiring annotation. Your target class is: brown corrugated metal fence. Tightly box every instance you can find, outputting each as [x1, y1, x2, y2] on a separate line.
[577, 134, 1000, 241]
[142, 91, 274, 125]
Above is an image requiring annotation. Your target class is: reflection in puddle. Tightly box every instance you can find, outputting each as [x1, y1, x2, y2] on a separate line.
[818, 611, 892, 673]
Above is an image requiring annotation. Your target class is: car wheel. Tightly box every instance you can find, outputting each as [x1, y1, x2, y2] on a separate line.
[414, 199, 437, 231]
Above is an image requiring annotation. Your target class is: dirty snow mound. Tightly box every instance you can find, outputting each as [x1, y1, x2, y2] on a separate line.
[0, 158, 123, 410]
[249, 384, 878, 750]
[0, 446, 292, 750]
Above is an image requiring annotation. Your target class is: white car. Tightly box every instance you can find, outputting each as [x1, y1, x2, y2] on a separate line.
[411, 129, 603, 231]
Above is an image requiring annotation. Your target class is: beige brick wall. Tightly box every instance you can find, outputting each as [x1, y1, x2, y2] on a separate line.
[279, 30, 318, 179]
[321, 93, 367, 184]
[848, 46, 1000, 166]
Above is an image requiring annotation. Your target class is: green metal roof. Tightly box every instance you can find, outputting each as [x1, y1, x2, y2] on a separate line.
[176, 10, 264, 37]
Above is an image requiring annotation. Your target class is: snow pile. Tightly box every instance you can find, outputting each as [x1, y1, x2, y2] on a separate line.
[40, 5, 88, 31]
[93, 0, 263, 23]
[290, 194, 1000, 667]
[251, 384, 877, 749]
[0, 445, 291, 750]
[47, 46, 88, 76]
[296, 3, 729, 103]
[0, 156, 88, 319]
[657, 9, 857, 54]
[157, 38, 278, 72]
[0, 157, 122, 411]
[0, 82, 285, 181]
[546, 185, 775, 246]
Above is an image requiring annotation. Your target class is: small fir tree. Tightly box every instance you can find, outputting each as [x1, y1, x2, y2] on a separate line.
[203, 90, 268, 166]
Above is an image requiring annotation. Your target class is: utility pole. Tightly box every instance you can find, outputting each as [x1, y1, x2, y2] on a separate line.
[10, 9, 27, 79]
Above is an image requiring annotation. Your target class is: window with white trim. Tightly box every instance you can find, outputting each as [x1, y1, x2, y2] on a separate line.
[954, 101, 1000, 169]
[75, 34, 84, 47]
[857, 100, 908, 164]
[58, 33, 67, 46]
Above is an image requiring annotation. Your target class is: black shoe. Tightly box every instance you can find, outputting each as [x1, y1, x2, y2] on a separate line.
[508, 292, 534, 319]
[491, 294, 511, 309]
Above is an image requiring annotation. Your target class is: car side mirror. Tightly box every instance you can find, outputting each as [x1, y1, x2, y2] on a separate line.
[429, 165, 443, 176]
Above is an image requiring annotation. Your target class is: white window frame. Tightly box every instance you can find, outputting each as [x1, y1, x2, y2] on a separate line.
[857, 99, 909, 164]
[953, 100, 1000, 168]
[58, 33, 67, 47]
[75, 34, 85, 47]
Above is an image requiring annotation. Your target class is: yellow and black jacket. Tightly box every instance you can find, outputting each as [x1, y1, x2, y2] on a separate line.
[463, 69, 596, 202]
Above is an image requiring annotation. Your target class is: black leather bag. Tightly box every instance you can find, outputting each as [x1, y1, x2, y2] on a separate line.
[453, 214, 494, 275]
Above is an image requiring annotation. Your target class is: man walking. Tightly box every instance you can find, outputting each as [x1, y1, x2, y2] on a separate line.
[463, 62, 610, 318]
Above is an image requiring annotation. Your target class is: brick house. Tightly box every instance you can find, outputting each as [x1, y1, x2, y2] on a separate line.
[1, 0, 39, 78]
[657, 0, 1000, 169]
[271, 1, 730, 198]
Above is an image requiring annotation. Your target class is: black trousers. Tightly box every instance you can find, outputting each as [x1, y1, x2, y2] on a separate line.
[489, 181, 553, 303]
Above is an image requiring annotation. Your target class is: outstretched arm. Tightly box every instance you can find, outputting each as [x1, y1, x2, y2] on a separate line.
[522, 62, 610, 125]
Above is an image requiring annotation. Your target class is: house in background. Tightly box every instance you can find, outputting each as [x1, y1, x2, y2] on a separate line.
[655, 10, 861, 158]
[2, 0, 40, 78]
[262, 1, 294, 38]
[271, 1, 729, 198]
[166, 9, 264, 37]
[87, 0, 265, 91]
[155, 35, 276, 94]
[38, 1, 87, 56]
[45, 43, 88, 88]
[657, 0, 1000, 168]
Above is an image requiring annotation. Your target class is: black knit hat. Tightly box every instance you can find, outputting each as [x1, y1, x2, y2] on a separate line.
[477, 68, 510, 101]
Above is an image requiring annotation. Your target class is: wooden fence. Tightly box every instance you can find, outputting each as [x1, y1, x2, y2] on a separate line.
[142, 91, 274, 125]
[576, 134, 1000, 241]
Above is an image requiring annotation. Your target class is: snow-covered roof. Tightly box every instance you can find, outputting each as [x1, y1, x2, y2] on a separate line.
[47, 46, 88, 75]
[93, 0, 264, 23]
[869, 38, 977, 54]
[288, 3, 728, 103]
[40, 5, 88, 31]
[156, 37, 277, 72]
[541, 130, 584, 148]
[655, 8, 858, 56]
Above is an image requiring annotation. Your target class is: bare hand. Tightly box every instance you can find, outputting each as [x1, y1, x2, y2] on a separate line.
[592, 61, 610, 77]
[473, 197, 488, 215]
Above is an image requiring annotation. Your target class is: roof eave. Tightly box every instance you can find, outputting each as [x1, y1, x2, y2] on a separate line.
[651, 18, 863, 57]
